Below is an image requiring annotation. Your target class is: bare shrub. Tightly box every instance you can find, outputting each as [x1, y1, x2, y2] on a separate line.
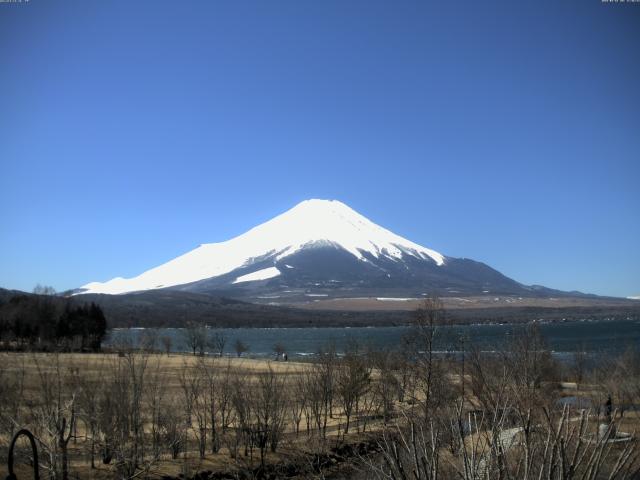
[336, 342, 371, 434]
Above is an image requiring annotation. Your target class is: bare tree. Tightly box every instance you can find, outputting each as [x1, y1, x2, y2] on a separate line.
[161, 335, 172, 356]
[178, 361, 197, 461]
[217, 359, 235, 434]
[273, 343, 286, 360]
[30, 354, 77, 480]
[571, 347, 588, 388]
[99, 352, 152, 479]
[190, 363, 208, 458]
[182, 322, 207, 355]
[253, 365, 288, 465]
[230, 373, 253, 459]
[208, 330, 227, 357]
[371, 350, 398, 424]
[409, 296, 448, 420]
[198, 356, 221, 453]
[303, 364, 333, 439]
[317, 343, 337, 419]
[370, 351, 640, 480]
[336, 342, 371, 434]
[390, 348, 414, 403]
[290, 373, 307, 437]
[138, 329, 158, 353]
[33, 284, 57, 296]
[144, 357, 167, 459]
[73, 357, 105, 469]
[159, 398, 184, 459]
[234, 339, 249, 357]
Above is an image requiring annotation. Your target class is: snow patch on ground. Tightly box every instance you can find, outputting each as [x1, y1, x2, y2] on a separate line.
[376, 297, 419, 302]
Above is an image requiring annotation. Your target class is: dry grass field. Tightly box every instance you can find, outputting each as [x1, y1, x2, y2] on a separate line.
[297, 295, 639, 311]
[1, 319, 639, 480]
[0, 352, 394, 479]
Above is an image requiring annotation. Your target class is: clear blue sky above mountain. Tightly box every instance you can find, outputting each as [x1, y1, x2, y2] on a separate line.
[0, 0, 638, 297]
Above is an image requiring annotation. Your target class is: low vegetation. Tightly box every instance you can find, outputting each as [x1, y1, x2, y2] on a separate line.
[0, 298, 638, 479]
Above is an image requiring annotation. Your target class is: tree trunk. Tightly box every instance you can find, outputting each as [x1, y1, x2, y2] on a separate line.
[90, 430, 95, 469]
[60, 439, 69, 480]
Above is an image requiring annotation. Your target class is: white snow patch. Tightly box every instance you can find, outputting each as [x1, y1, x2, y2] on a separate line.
[232, 267, 281, 284]
[284, 264, 294, 269]
[628, 295, 640, 300]
[376, 297, 419, 302]
[306, 294, 328, 297]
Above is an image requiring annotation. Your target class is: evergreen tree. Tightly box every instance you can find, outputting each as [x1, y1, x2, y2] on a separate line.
[0, 293, 108, 351]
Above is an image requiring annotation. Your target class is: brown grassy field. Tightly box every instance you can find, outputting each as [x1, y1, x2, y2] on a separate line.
[0, 352, 391, 479]
[296, 295, 639, 311]
[1, 332, 639, 480]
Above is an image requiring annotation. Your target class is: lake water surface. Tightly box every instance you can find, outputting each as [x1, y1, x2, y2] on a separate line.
[106, 318, 640, 359]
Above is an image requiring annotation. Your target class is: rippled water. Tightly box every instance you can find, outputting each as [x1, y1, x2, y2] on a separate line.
[105, 318, 640, 359]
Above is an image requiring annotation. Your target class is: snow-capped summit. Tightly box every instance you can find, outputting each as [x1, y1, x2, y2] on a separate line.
[79, 199, 445, 295]
[78, 199, 533, 300]
[243, 199, 445, 265]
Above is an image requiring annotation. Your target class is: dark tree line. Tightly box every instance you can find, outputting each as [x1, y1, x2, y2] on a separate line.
[0, 291, 107, 351]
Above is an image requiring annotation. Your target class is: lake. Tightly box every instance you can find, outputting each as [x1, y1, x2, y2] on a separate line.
[105, 318, 640, 359]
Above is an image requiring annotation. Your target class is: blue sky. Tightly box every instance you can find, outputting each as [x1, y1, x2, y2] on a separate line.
[0, 0, 638, 297]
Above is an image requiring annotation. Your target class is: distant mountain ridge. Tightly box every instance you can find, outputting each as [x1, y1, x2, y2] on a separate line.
[77, 199, 594, 303]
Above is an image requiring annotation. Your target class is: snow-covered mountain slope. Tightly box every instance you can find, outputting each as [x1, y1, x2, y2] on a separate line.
[78, 199, 447, 295]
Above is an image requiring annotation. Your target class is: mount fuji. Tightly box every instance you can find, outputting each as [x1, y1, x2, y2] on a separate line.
[76, 199, 565, 302]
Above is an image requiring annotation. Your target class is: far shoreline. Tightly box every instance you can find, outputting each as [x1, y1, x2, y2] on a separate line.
[104, 304, 640, 329]
[109, 314, 640, 331]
